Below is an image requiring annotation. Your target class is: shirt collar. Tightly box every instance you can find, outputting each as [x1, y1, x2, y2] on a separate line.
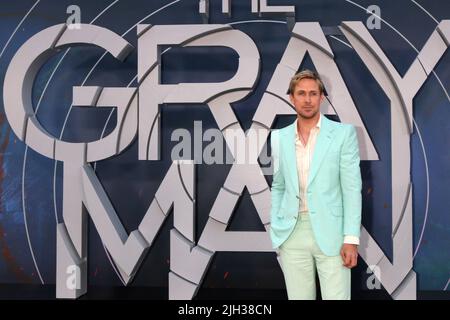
[295, 113, 322, 139]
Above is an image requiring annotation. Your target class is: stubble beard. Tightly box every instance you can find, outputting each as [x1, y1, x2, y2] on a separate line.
[298, 106, 319, 120]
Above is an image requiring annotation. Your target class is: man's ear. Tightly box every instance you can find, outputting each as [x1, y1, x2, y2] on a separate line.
[320, 93, 325, 104]
[289, 94, 294, 105]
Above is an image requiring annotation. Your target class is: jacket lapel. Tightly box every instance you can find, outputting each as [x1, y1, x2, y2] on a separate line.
[284, 121, 300, 194]
[307, 116, 334, 187]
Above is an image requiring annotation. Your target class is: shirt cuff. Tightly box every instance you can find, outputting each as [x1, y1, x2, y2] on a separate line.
[344, 235, 360, 245]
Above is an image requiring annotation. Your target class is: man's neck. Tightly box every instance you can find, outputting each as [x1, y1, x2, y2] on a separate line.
[297, 113, 320, 133]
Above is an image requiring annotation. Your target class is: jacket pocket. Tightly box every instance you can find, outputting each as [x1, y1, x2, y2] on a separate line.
[276, 206, 286, 218]
[330, 205, 343, 217]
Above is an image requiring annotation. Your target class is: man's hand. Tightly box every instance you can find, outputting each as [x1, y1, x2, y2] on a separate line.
[340, 243, 358, 269]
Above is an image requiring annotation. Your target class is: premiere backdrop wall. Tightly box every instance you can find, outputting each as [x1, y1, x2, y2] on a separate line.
[0, 0, 449, 299]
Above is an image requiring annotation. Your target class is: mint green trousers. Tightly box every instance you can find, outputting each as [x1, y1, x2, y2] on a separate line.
[279, 214, 351, 300]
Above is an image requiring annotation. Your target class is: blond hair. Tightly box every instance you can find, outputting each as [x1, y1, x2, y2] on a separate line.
[288, 69, 325, 95]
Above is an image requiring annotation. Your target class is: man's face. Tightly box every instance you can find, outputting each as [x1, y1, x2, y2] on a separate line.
[290, 78, 324, 120]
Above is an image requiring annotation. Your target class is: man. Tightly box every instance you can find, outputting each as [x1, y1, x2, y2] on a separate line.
[270, 69, 362, 300]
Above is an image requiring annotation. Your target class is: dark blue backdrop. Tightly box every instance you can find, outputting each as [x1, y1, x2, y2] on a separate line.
[0, 0, 448, 299]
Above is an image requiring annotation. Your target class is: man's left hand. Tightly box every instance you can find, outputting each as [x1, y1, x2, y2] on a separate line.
[340, 244, 358, 269]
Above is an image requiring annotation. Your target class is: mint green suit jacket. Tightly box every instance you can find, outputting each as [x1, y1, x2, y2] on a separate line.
[270, 116, 362, 256]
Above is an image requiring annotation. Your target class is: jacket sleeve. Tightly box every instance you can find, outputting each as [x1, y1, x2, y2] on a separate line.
[270, 130, 285, 222]
[340, 125, 362, 239]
